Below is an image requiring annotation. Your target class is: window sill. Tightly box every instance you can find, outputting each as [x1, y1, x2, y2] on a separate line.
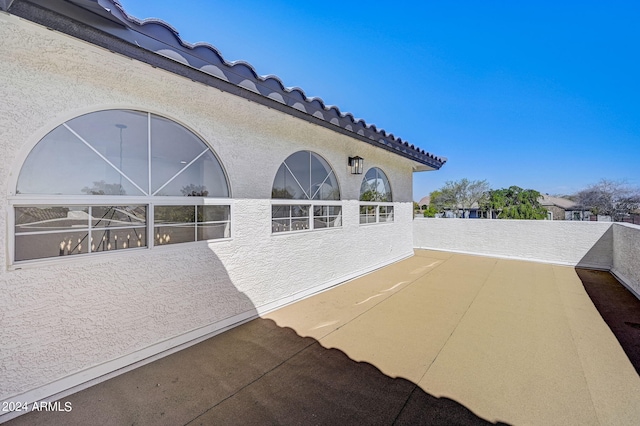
[152, 237, 232, 251]
[9, 246, 150, 271]
[271, 226, 343, 237]
[8, 238, 232, 271]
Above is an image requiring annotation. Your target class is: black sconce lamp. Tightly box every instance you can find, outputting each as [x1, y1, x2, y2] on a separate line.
[348, 156, 364, 174]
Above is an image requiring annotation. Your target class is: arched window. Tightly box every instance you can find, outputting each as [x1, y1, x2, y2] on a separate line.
[271, 151, 341, 232]
[13, 110, 230, 262]
[359, 167, 394, 224]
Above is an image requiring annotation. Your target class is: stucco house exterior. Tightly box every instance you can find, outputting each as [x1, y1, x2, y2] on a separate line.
[417, 195, 430, 210]
[0, 0, 445, 417]
[539, 194, 591, 221]
[418, 193, 595, 220]
[416, 195, 482, 219]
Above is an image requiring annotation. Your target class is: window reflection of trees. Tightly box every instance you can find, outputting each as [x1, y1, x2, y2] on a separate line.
[13, 110, 230, 263]
[359, 168, 392, 202]
[81, 181, 127, 196]
[359, 168, 393, 225]
[271, 151, 341, 233]
[181, 184, 209, 197]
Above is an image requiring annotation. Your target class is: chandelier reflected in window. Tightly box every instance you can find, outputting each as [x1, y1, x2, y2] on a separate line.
[13, 109, 231, 263]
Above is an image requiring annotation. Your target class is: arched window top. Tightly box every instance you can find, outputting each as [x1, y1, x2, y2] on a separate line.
[272, 151, 340, 200]
[16, 109, 229, 197]
[360, 167, 392, 202]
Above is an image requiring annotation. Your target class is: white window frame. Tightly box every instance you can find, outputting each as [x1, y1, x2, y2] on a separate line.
[9, 110, 232, 266]
[271, 199, 343, 234]
[8, 196, 232, 266]
[359, 201, 395, 225]
[271, 150, 341, 234]
[151, 199, 232, 247]
[358, 167, 393, 225]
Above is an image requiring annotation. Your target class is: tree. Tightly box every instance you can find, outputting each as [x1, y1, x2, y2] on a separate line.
[428, 190, 445, 213]
[181, 184, 209, 197]
[576, 179, 640, 222]
[482, 186, 547, 219]
[82, 180, 126, 195]
[419, 190, 443, 217]
[461, 179, 490, 217]
[271, 187, 294, 199]
[423, 205, 438, 217]
[431, 179, 489, 218]
[360, 189, 377, 202]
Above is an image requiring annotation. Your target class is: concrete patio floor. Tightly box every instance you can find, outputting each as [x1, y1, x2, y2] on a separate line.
[6, 250, 640, 425]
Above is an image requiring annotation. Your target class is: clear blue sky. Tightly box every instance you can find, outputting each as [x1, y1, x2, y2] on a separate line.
[118, 0, 639, 201]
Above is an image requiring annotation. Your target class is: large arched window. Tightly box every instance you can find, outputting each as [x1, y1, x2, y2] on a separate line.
[271, 151, 341, 232]
[359, 167, 394, 224]
[12, 110, 230, 262]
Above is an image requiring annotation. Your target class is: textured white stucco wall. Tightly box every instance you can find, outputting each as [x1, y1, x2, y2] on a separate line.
[612, 223, 640, 298]
[413, 218, 614, 268]
[0, 14, 419, 407]
[413, 218, 640, 298]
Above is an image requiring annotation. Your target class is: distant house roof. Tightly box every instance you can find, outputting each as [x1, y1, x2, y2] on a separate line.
[539, 195, 578, 210]
[417, 196, 430, 207]
[4, 0, 446, 171]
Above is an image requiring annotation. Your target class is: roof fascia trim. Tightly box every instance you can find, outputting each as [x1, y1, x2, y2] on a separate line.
[0, 0, 16, 11]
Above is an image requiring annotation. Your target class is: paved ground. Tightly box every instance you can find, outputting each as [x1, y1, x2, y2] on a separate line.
[6, 250, 640, 425]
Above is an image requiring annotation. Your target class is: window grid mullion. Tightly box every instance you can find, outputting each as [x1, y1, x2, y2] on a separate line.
[283, 161, 310, 200]
[310, 170, 333, 201]
[147, 112, 152, 196]
[309, 152, 311, 200]
[148, 203, 155, 249]
[152, 148, 209, 196]
[62, 123, 148, 196]
[309, 203, 314, 230]
[88, 206, 92, 254]
[194, 205, 198, 241]
[289, 205, 293, 232]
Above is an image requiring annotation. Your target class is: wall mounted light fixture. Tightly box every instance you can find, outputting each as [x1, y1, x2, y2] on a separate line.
[348, 156, 363, 174]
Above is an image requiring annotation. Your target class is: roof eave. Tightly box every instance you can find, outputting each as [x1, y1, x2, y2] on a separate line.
[8, 0, 446, 170]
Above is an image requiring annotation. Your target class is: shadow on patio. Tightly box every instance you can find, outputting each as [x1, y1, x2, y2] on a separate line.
[7, 250, 640, 425]
[577, 268, 640, 374]
[8, 317, 505, 425]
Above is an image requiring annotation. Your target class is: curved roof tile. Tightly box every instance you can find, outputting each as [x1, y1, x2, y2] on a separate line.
[200, 64, 228, 81]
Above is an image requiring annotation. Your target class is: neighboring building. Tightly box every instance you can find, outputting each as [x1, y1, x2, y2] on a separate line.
[440, 203, 482, 219]
[418, 195, 430, 210]
[418, 193, 593, 220]
[416, 196, 481, 218]
[539, 194, 592, 221]
[0, 0, 445, 416]
[626, 210, 640, 225]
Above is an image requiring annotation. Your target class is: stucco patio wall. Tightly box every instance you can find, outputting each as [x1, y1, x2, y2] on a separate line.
[612, 223, 640, 298]
[0, 13, 420, 416]
[413, 218, 614, 268]
[414, 218, 640, 298]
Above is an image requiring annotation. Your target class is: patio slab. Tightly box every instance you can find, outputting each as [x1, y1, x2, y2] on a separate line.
[5, 250, 640, 425]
